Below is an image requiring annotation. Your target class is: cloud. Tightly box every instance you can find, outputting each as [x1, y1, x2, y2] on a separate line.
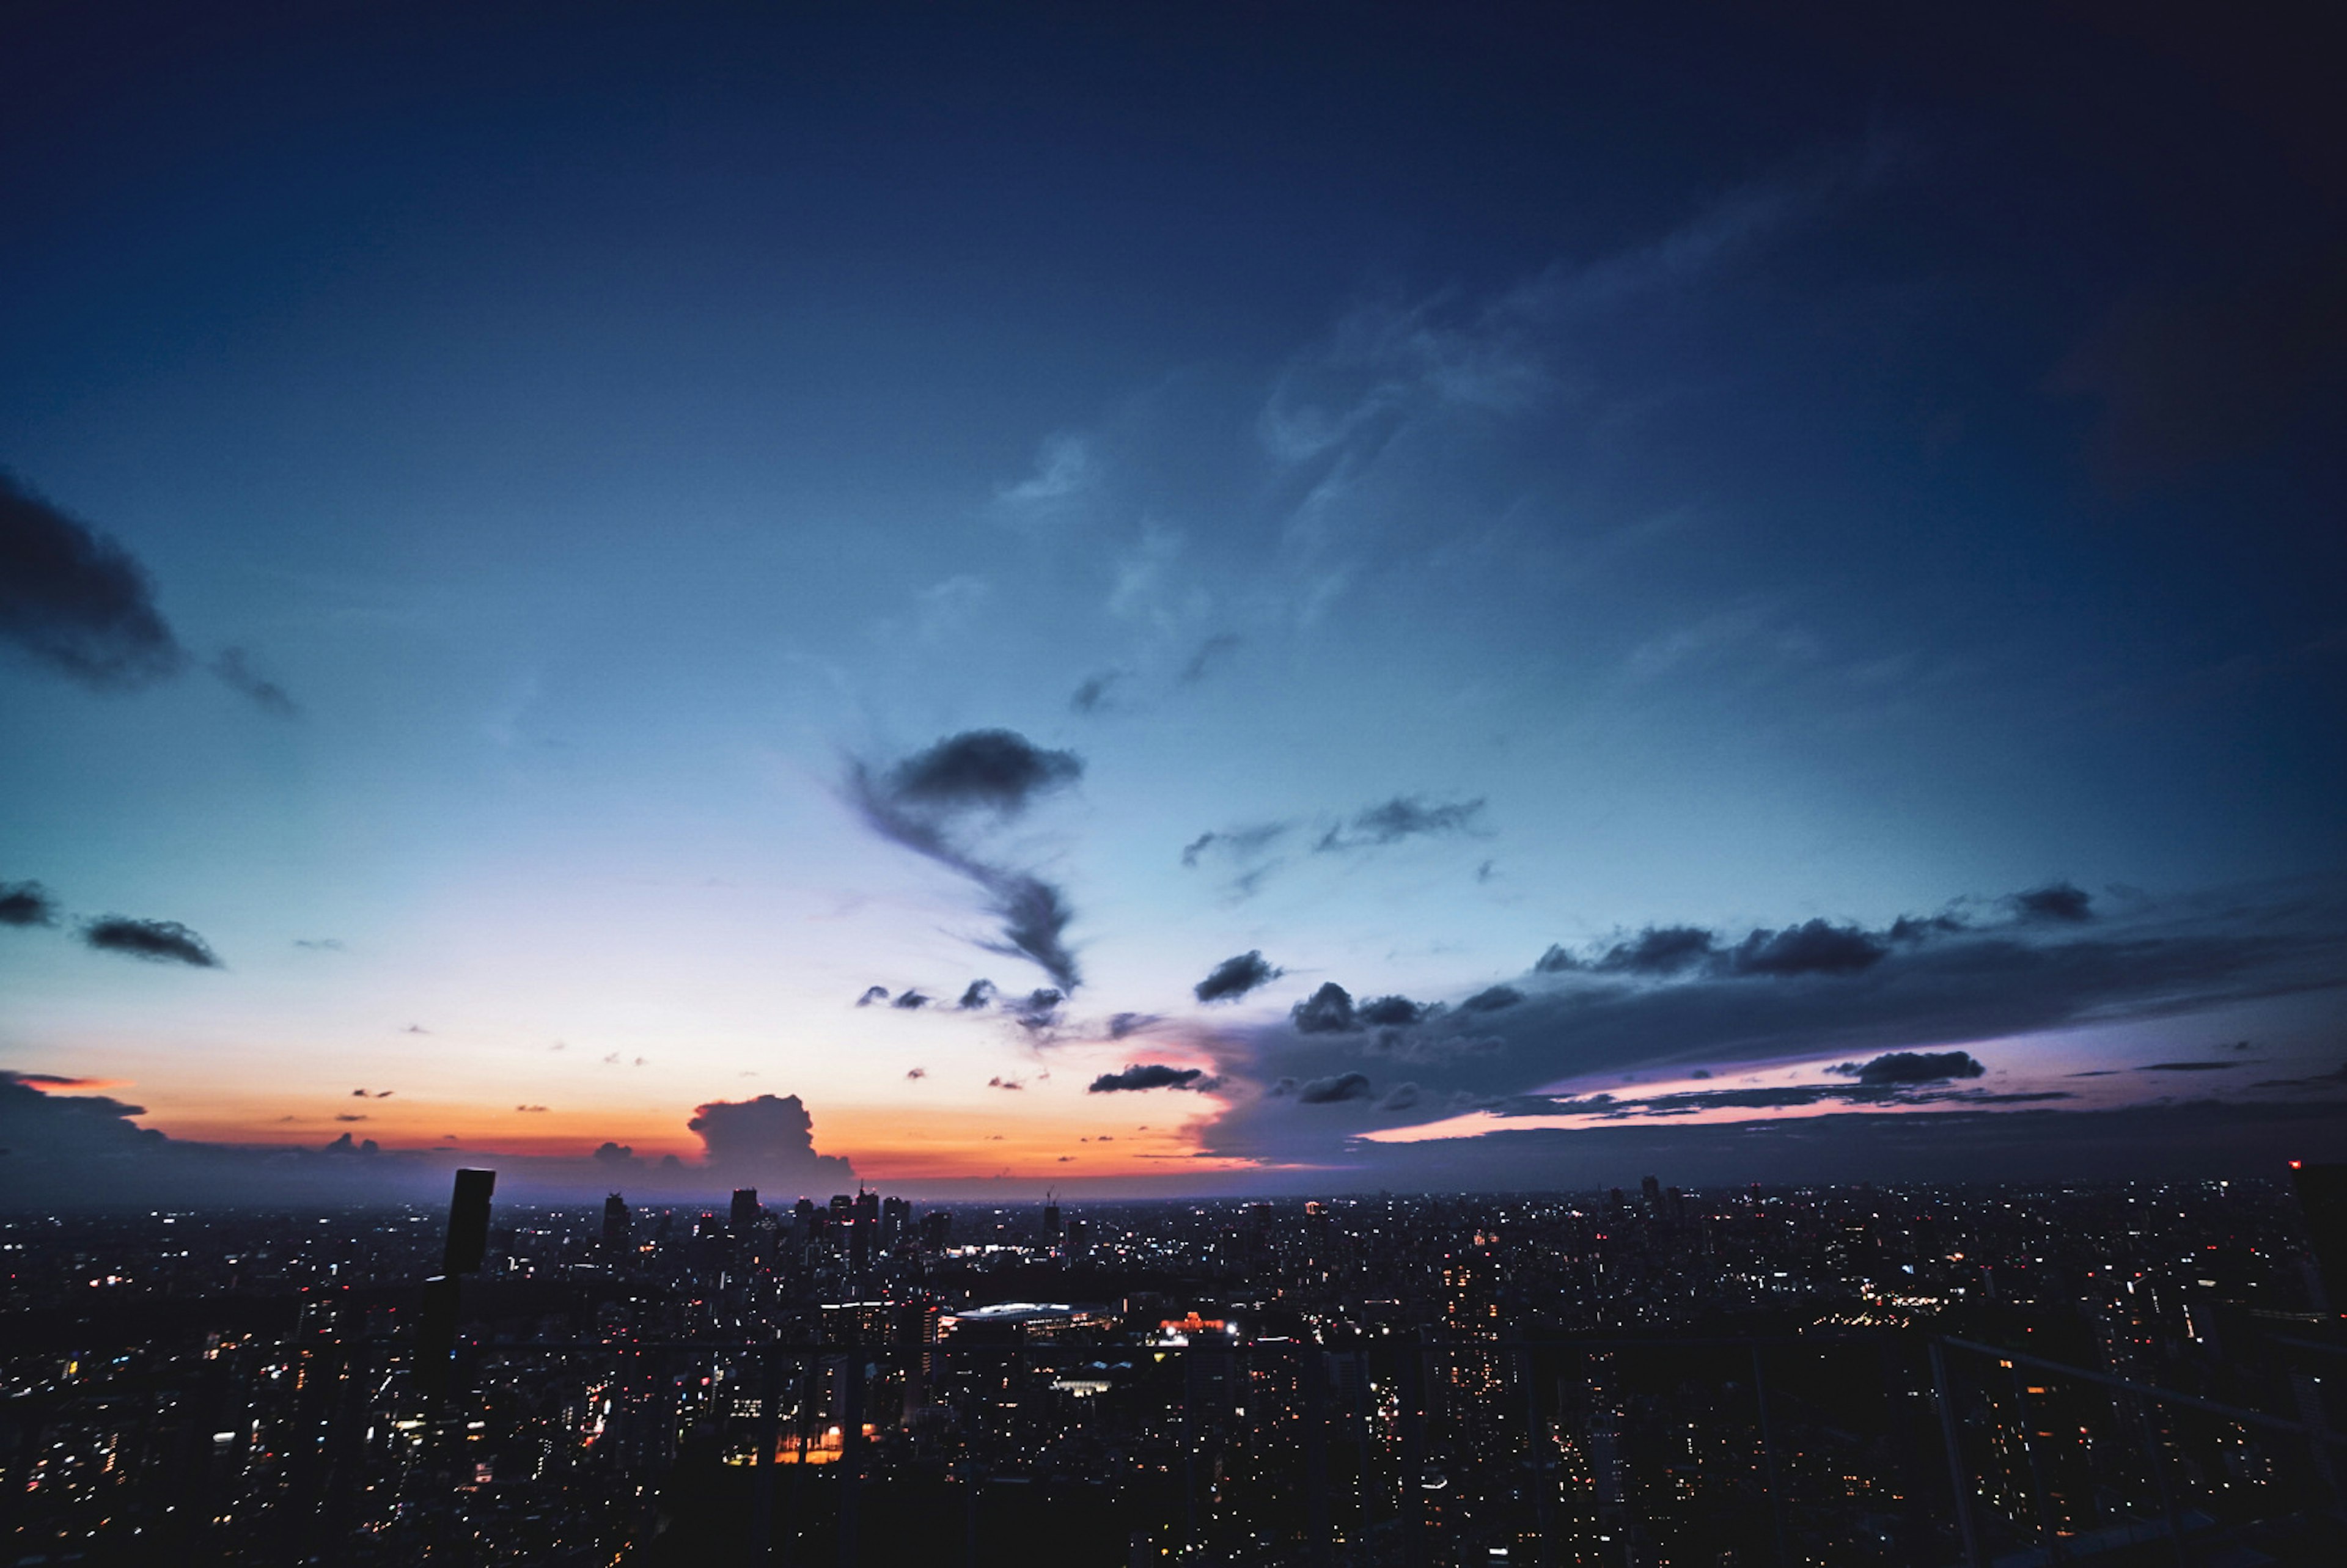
[1198, 882, 2347, 1168]
[958, 979, 997, 1010]
[1183, 821, 1295, 868]
[593, 1141, 633, 1164]
[404, 1024, 430, 1035]
[2139, 1060, 2244, 1073]
[1089, 1063, 1213, 1093]
[2011, 882, 2095, 923]
[686, 1094, 856, 1188]
[1180, 634, 1240, 684]
[351, 1088, 393, 1098]
[293, 937, 344, 951]
[988, 1075, 1024, 1091]
[1595, 926, 1718, 975]
[1377, 1082, 1422, 1112]
[1195, 950, 1282, 1003]
[515, 1104, 549, 1113]
[905, 1067, 927, 1080]
[1359, 995, 1433, 1027]
[1070, 670, 1124, 714]
[1461, 984, 1523, 1013]
[1291, 983, 1359, 1035]
[1, 880, 57, 927]
[856, 986, 891, 1007]
[1826, 1051, 1986, 1085]
[1317, 795, 1487, 853]
[848, 729, 1085, 991]
[82, 916, 220, 968]
[1009, 988, 1064, 1032]
[0, 469, 186, 689]
[1107, 1012, 1160, 1039]
[334, 1113, 368, 1123]
[210, 647, 299, 717]
[891, 989, 931, 1010]
[1296, 1072, 1375, 1104]
[990, 431, 1098, 524]
[1727, 920, 1890, 977]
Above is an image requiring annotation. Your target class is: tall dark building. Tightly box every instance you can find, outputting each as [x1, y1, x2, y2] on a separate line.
[1640, 1174, 1662, 1213]
[729, 1187, 761, 1237]
[919, 1209, 952, 1251]
[1044, 1198, 1062, 1241]
[602, 1192, 631, 1255]
[880, 1194, 911, 1247]
[2289, 1160, 2347, 1311]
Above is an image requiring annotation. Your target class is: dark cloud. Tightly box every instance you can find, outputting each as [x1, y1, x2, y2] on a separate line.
[1533, 944, 1581, 973]
[1107, 1012, 1160, 1039]
[1069, 670, 1124, 713]
[351, 1088, 393, 1098]
[515, 1104, 549, 1113]
[1089, 1063, 1210, 1093]
[210, 647, 299, 717]
[1010, 988, 1063, 1032]
[1826, 1050, 1986, 1085]
[987, 1075, 1024, 1091]
[1890, 914, 1967, 942]
[1595, 926, 1718, 975]
[1461, 984, 1523, 1013]
[1359, 994, 1432, 1027]
[1295, 1071, 1374, 1104]
[2139, 1060, 2243, 1073]
[0, 469, 186, 689]
[1195, 950, 1282, 1003]
[1, 880, 57, 927]
[1291, 982, 1359, 1035]
[905, 1067, 927, 1080]
[686, 1093, 856, 1187]
[334, 1113, 367, 1123]
[2011, 882, 2094, 923]
[856, 986, 890, 1007]
[593, 1141, 633, 1164]
[82, 916, 219, 968]
[849, 730, 1084, 991]
[1316, 795, 1487, 853]
[1727, 920, 1889, 977]
[884, 728, 1081, 815]
[958, 979, 997, 1010]
[1377, 1082, 1422, 1112]
[891, 989, 930, 1010]
[1180, 633, 1240, 683]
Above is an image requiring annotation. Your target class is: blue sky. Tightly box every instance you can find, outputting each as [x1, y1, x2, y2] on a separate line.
[2, 2, 2343, 1201]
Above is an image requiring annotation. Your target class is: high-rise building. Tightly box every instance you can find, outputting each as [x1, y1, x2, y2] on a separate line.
[2289, 1160, 2347, 1311]
[881, 1194, 911, 1247]
[1640, 1174, 1662, 1212]
[730, 1187, 761, 1237]
[919, 1209, 952, 1251]
[602, 1192, 631, 1254]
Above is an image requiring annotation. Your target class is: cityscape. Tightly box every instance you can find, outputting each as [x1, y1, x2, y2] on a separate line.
[7, 1168, 2347, 1564]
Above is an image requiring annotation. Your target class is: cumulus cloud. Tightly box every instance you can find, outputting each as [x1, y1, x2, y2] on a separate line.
[82, 916, 219, 968]
[856, 986, 891, 1007]
[1316, 795, 1487, 853]
[1, 880, 57, 927]
[1089, 1063, 1214, 1093]
[593, 1141, 633, 1164]
[1360, 994, 1433, 1027]
[686, 1093, 856, 1188]
[848, 729, 1085, 991]
[1728, 921, 1890, 976]
[892, 989, 931, 1010]
[0, 471, 186, 689]
[1291, 983, 1359, 1034]
[905, 1067, 927, 1080]
[958, 979, 997, 1010]
[1595, 926, 1718, 975]
[1195, 950, 1282, 1003]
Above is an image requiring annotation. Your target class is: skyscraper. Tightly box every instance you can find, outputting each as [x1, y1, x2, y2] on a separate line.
[2288, 1160, 2347, 1312]
[730, 1187, 761, 1238]
[603, 1192, 631, 1255]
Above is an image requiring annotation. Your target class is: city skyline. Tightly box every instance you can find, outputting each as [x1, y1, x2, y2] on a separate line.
[5, 2, 2345, 1204]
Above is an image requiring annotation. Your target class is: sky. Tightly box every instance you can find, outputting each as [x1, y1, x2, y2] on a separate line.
[3, 1, 2344, 1206]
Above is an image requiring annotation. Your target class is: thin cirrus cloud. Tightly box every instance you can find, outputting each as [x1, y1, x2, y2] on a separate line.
[847, 729, 1084, 993]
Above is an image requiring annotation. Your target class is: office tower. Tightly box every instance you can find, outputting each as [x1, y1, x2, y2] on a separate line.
[919, 1209, 952, 1251]
[603, 1191, 631, 1254]
[1044, 1198, 1062, 1241]
[881, 1194, 911, 1247]
[854, 1189, 879, 1228]
[730, 1187, 761, 1238]
[2289, 1160, 2347, 1311]
[443, 1168, 496, 1275]
[1640, 1174, 1661, 1212]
